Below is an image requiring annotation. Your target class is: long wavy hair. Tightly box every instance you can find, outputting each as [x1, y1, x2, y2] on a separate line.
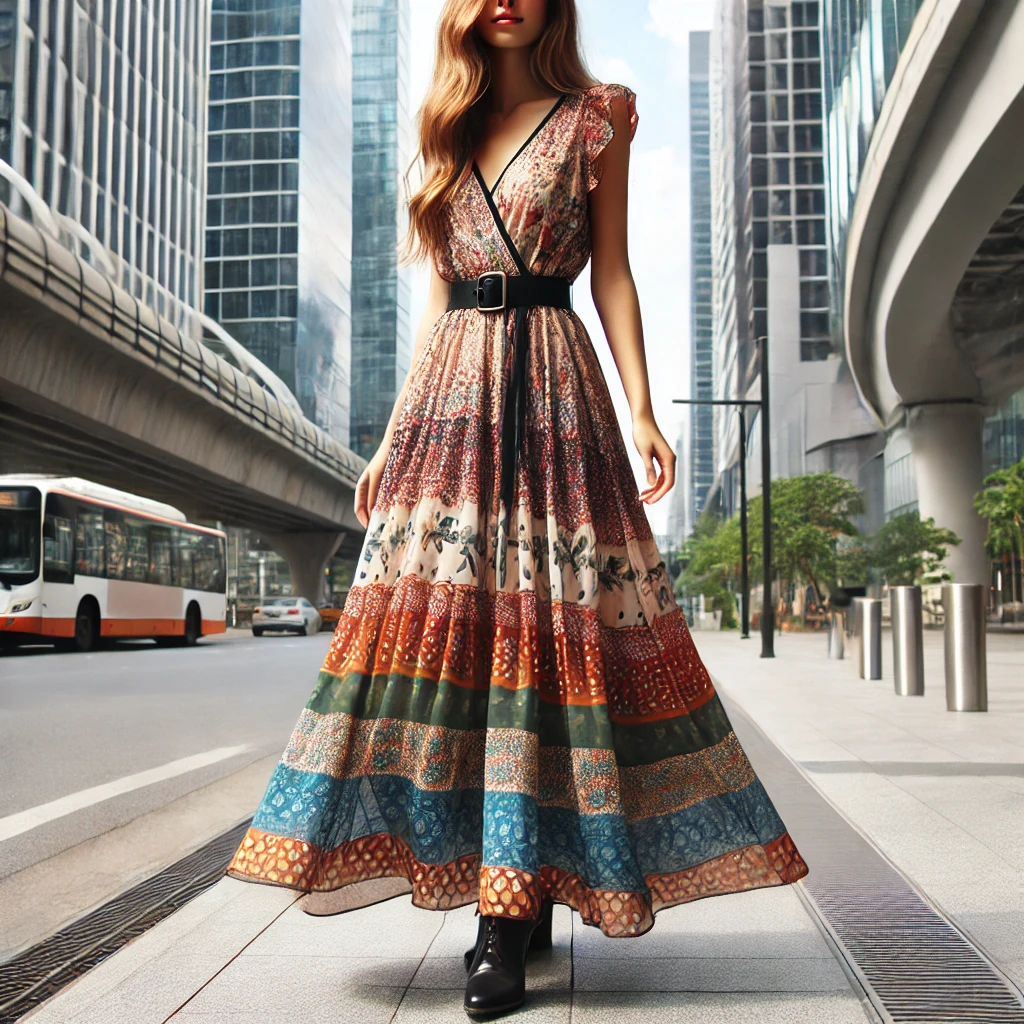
[404, 0, 595, 266]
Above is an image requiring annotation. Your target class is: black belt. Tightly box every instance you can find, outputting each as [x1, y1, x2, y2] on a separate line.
[447, 270, 572, 518]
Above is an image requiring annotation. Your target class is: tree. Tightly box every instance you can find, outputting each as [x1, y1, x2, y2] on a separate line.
[676, 511, 741, 629]
[763, 473, 865, 605]
[870, 511, 960, 586]
[677, 473, 866, 625]
[974, 458, 1024, 604]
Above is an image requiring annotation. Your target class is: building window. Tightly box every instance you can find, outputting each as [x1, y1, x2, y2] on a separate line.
[796, 218, 826, 245]
[771, 158, 790, 184]
[796, 188, 825, 215]
[793, 124, 822, 153]
[799, 248, 828, 276]
[801, 280, 829, 308]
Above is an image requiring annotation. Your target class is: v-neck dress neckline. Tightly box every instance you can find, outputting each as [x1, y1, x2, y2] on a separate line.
[473, 92, 567, 196]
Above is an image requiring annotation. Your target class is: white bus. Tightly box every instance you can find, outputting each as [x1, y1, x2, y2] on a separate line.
[0, 476, 226, 652]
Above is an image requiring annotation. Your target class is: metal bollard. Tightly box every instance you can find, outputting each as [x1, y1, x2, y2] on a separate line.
[943, 583, 987, 712]
[891, 585, 924, 696]
[862, 598, 882, 680]
[851, 597, 866, 674]
[828, 611, 844, 659]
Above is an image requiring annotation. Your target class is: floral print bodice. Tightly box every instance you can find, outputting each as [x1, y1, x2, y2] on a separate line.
[436, 83, 639, 283]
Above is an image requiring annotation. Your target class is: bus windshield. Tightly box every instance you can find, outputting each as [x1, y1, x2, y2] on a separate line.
[0, 488, 42, 587]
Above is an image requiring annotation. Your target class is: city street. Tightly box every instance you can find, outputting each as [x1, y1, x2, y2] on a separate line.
[0, 632, 330, 958]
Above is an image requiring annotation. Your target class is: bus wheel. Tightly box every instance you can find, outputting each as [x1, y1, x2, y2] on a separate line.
[183, 603, 202, 647]
[74, 599, 101, 653]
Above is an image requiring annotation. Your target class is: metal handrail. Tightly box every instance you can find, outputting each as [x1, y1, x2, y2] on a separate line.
[0, 201, 364, 487]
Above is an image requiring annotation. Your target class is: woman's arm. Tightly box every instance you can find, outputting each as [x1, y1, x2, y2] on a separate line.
[353, 262, 450, 527]
[588, 96, 676, 505]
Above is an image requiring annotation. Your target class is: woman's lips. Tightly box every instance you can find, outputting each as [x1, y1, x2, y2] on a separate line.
[493, 17, 523, 24]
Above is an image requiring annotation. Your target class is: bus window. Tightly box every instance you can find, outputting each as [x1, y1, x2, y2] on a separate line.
[149, 526, 174, 586]
[0, 487, 41, 586]
[43, 493, 75, 585]
[105, 510, 126, 579]
[75, 508, 105, 577]
[178, 531, 198, 589]
[125, 517, 149, 582]
[195, 534, 216, 592]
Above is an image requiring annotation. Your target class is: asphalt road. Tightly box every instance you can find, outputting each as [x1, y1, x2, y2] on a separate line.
[0, 630, 331, 879]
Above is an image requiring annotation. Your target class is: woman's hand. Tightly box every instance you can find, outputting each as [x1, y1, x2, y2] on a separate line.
[353, 449, 389, 528]
[632, 413, 676, 505]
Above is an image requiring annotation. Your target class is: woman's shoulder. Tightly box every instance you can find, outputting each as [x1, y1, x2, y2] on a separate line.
[576, 84, 639, 191]
[577, 83, 638, 131]
[582, 82, 636, 99]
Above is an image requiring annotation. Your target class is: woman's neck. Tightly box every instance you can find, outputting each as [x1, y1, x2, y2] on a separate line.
[485, 45, 557, 115]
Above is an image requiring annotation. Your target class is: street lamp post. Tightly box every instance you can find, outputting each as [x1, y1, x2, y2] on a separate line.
[738, 405, 749, 638]
[674, 333, 773, 657]
[673, 396, 763, 647]
[757, 335, 774, 659]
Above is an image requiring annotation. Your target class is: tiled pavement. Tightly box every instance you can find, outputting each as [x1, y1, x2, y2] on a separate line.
[23, 878, 866, 1024]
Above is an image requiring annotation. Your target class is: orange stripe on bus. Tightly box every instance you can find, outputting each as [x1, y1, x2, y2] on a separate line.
[1, 617, 226, 639]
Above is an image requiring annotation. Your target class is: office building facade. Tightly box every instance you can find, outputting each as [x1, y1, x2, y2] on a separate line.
[204, 0, 353, 441]
[349, 0, 412, 460]
[687, 31, 714, 536]
[708, 0, 881, 524]
[0, 0, 209, 335]
[708, 0, 755, 519]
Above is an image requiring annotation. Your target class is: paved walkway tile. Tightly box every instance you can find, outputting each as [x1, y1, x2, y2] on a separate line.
[571, 990, 868, 1024]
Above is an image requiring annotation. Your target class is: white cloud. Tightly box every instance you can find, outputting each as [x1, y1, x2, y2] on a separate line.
[589, 55, 641, 89]
[644, 0, 715, 48]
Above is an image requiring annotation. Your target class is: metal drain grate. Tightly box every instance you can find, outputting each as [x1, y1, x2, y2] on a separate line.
[724, 696, 1024, 1024]
[0, 819, 251, 1024]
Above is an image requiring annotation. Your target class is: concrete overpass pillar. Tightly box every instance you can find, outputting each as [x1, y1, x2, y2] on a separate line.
[261, 532, 346, 605]
[906, 404, 989, 586]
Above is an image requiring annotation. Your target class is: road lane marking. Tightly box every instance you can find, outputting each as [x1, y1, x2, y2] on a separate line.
[0, 745, 254, 843]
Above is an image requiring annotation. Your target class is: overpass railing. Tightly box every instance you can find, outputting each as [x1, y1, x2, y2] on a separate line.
[0, 202, 364, 489]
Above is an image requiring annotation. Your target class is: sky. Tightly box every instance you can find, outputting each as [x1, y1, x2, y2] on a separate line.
[406, 0, 714, 533]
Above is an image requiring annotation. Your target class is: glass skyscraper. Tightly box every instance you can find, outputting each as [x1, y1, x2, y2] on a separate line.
[821, 0, 924, 355]
[747, 0, 830, 363]
[708, 0, 881, 527]
[688, 31, 714, 534]
[205, 0, 353, 441]
[350, 0, 412, 461]
[0, 0, 209, 336]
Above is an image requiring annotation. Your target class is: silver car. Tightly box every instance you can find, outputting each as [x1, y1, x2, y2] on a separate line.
[251, 597, 322, 637]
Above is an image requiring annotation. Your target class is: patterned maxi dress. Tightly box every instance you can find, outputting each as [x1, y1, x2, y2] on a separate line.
[228, 84, 808, 937]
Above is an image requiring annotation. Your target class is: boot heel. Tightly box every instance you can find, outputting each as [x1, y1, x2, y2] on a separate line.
[528, 899, 553, 951]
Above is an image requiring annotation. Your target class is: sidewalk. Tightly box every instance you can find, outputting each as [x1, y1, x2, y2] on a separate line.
[698, 627, 1024, 991]
[21, 630, 1023, 1023]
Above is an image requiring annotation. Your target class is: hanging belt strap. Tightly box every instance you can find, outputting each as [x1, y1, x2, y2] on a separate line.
[447, 271, 571, 517]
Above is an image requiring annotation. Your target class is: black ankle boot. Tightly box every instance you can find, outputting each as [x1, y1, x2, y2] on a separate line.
[463, 898, 553, 971]
[463, 903, 552, 1019]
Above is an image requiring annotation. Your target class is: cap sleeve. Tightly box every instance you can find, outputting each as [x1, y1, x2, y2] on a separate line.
[582, 83, 638, 192]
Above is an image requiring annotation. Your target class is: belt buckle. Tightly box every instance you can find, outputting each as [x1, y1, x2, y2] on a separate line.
[476, 271, 507, 312]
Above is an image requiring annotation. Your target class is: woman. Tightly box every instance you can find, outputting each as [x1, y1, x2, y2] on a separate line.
[228, 0, 808, 1017]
